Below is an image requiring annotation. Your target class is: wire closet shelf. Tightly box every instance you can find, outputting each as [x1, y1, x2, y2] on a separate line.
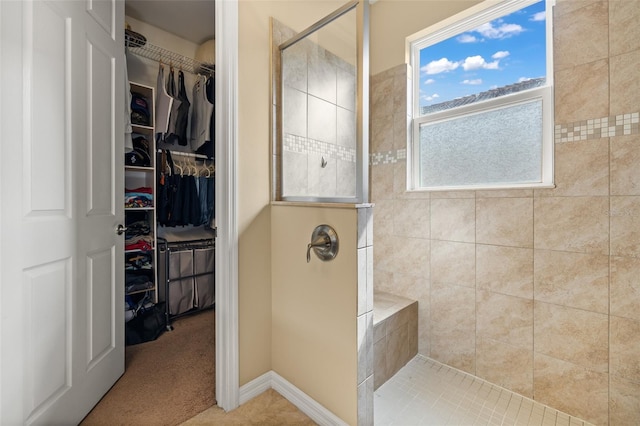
[125, 35, 215, 76]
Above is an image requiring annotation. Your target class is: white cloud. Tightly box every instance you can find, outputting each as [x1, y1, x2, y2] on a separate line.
[424, 79, 436, 85]
[462, 79, 482, 85]
[457, 34, 478, 43]
[518, 77, 532, 82]
[421, 58, 459, 75]
[462, 55, 485, 70]
[462, 55, 500, 71]
[474, 22, 524, 39]
[531, 11, 546, 21]
[421, 93, 440, 102]
[492, 50, 510, 59]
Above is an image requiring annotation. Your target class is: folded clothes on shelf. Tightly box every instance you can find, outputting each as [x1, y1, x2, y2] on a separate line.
[125, 269, 154, 294]
[125, 233, 154, 252]
[125, 194, 153, 208]
[125, 220, 151, 238]
[125, 251, 153, 270]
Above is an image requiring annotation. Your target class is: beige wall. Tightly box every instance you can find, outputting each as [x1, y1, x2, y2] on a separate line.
[370, 1, 640, 425]
[369, 0, 480, 75]
[237, 0, 354, 386]
[271, 204, 358, 424]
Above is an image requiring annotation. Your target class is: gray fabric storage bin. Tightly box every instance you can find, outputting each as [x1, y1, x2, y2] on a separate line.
[193, 247, 215, 308]
[169, 250, 195, 315]
[158, 249, 195, 315]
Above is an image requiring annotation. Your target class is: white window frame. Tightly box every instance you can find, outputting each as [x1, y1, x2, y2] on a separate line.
[408, 0, 555, 191]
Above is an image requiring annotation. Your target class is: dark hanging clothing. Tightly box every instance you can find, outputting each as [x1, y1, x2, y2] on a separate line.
[206, 75, 215, 144]
[157, 150, 212, 228]
[175, 71, 191, 146]
[164, 68, 183, 145]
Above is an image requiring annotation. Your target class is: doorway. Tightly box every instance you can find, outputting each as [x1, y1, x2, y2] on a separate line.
[84, 0, 239, 422]
[0, 0, 238, 423]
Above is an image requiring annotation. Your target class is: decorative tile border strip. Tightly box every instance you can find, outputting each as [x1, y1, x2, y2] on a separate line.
[555, 112, 639, 143]
[369, 111, 640, 166]
[370, 149, 406, 166]
[283, 133, 356, 162]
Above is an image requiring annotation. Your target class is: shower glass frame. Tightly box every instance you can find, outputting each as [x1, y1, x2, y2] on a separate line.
[274, 0, 369, 204]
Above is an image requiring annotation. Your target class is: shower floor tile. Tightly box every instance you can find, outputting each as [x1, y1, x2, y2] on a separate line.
[374, 355, 595, 426]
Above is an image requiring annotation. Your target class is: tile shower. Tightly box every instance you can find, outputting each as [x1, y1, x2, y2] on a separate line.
[370, 1, 640, 425]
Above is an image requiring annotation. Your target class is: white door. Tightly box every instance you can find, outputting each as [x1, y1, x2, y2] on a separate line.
[0, 0, 125, 424]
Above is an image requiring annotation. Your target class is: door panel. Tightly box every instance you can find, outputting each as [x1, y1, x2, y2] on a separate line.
[76, 0, 124, 421]
[87, 248, 115, 366]
[28, 1, 69, 213]
[87, 0, 115, 38]
[25, 259, 71, 417]
[82, 0, 122, 385]
[0, 0, 125, 424]
[22, 2, 75, 421]
[87, 35, 115, 215]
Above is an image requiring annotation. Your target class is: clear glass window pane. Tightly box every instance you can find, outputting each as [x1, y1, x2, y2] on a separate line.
[419, 99, 543, 187]
[417, 0, 546, 115]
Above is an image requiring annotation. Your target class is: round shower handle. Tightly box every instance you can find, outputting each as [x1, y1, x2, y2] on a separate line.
[306, 224, 339, 263]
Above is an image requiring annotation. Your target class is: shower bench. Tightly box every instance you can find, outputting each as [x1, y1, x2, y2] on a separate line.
[373, 291, 418, 390]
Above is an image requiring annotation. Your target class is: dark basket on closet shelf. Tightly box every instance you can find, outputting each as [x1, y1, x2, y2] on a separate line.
[157, 237, 215, 330]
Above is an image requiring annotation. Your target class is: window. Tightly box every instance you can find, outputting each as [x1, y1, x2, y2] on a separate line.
[409, 0, 554, 191]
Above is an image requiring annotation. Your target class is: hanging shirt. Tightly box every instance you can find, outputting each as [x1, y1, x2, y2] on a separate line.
[202, 76, 214, 145]
[165, 67, 182, 143]
[190, 75, 214, 152]
[190, 75, 204, 150]
[124, 55, 133, 152]
[206, 76, 215, 144]
[175, 70, 191, 146]
[155, 64, 173, 140]
[194, 76, 215, 158]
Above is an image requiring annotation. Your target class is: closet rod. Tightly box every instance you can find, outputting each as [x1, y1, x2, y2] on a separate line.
[125, 35, 215, 76]
[159, 149, 210, 160]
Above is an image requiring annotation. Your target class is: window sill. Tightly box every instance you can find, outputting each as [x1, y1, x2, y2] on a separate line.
[408, 182, 556, 193]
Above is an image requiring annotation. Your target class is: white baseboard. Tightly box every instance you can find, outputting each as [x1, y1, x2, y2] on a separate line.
[238, 370, 349, 426]
[238, 371, 272, 405]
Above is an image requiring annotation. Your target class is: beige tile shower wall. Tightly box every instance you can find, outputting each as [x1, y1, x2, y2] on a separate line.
[369, 1, 640, 425]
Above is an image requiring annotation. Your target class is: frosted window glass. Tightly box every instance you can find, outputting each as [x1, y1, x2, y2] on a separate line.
[420, 100, 543, 187]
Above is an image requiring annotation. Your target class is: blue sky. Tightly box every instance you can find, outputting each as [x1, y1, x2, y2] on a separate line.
[419, 1, 547, 107]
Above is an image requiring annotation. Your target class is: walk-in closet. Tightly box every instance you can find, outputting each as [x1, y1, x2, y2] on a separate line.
[82, 2, 218, 424]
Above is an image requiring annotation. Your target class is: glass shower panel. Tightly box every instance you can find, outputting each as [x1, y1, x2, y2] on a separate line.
[280, 7, 357, 200]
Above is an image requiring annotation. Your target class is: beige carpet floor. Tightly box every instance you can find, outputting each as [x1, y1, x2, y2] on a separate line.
[81, 308, 216, 426]
[80, 308, 315, 425]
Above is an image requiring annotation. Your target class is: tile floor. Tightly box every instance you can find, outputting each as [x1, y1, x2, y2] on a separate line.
[374, 355, 595, 426]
